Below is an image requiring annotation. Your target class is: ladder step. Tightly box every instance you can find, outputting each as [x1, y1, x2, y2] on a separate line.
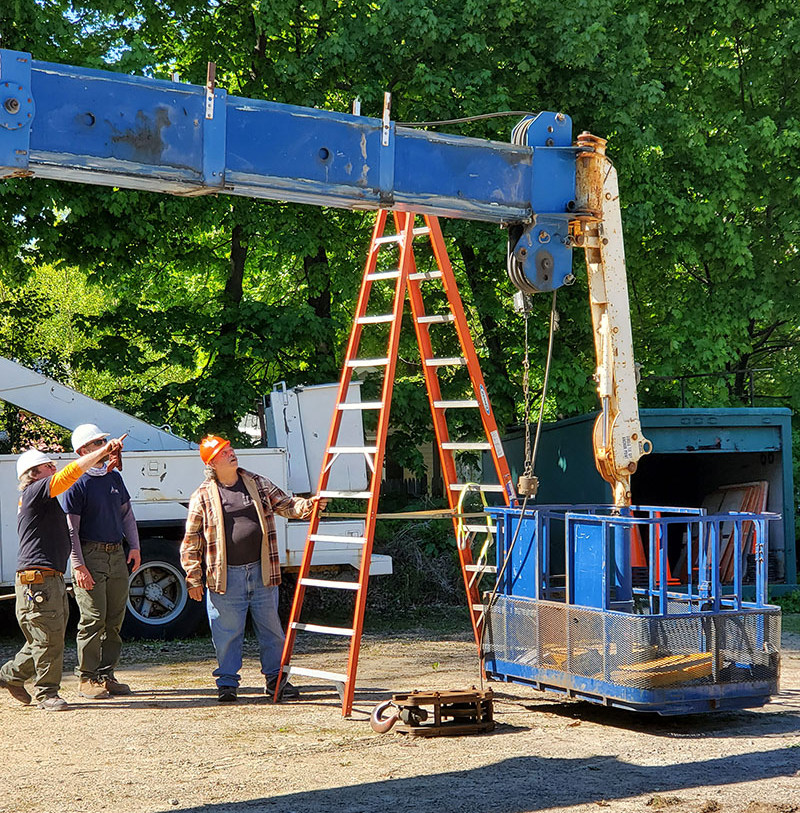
[472, 604, 487, 613]
[347, 358, 390, 368]
[366, 270, 401, 280]
[441, 442, 491, 450]
[461, 523, 495, 534]
[425, 357, 468, 367]
[409, 270, 443, 281]
[450, 483, 506, 493]
[433, 399, 479, 409]
[292, 622, 355, 637]
[300, 578, 360, 590]
[417, 314, 455, 324]
[309, 534, 367, 545]
[464, 565, 498, 574]
[285, 666, 348, 683]
[328, 446, 378, 454]
[373, 233, 404, 245]
[338, 401, 383, 410]
[319, 490, 372, 499]
[356, 314, 395, 324]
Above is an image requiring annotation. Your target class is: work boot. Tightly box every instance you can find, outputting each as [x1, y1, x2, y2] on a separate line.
[265, 674, 300, 700]
[101, 674, 132, 695]
[217, 686, 237, 703]
[38, 695, 70, 711]
[79, 678, 111, 699]
[0, 677, 32, 705]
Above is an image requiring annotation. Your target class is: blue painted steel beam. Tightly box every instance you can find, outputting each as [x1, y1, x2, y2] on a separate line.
[0, 49, 574, 227]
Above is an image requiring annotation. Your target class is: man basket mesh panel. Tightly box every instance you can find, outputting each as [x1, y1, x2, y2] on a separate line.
[483, 595, 780, 690]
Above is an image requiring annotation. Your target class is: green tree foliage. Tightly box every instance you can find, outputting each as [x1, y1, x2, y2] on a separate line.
[0, 0, 798, 478]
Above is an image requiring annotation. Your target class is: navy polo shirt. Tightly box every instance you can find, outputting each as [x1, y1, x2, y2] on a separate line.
[61, 470, 130, 543]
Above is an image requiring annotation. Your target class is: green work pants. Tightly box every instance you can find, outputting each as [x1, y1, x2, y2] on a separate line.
[73, 544, 129, 680]
[0, 572, 68, 702]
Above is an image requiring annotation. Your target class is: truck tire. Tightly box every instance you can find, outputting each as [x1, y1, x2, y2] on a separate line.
[122, 537, 206, 640]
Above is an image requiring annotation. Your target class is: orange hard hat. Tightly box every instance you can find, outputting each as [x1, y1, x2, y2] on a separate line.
[199, 435, 230, 464]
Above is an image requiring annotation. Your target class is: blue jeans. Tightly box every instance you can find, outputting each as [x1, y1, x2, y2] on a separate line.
[206, 562, 285, 689]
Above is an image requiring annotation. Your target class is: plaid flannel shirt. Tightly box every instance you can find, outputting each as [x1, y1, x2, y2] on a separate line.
[180, 469, 314, 594]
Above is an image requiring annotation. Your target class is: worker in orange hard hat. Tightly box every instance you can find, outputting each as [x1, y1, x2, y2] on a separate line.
[181, 435, 327, 703]
[198, 434, 230, 465]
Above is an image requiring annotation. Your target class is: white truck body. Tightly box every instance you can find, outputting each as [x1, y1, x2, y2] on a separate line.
[0, 362, 390, 637]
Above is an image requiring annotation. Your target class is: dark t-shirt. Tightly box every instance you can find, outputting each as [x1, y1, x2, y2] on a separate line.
[60, 469, 130, 542]
[218, 477, 262, 566]
[17, 476, 72, 572]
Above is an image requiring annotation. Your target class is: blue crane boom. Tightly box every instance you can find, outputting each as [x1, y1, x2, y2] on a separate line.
[0, 48, 575, 293]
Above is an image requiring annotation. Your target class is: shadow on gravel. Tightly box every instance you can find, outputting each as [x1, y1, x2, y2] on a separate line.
[164, 747, 800, 813]
[524, 697, 800, 738]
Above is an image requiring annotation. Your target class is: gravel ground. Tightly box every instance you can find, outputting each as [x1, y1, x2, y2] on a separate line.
[0, 626, 798, 813]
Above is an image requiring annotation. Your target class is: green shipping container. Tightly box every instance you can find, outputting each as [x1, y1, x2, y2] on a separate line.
[497, 408, 797, 592]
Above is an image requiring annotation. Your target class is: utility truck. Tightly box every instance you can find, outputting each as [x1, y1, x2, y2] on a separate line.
[0, 356, 391, 638]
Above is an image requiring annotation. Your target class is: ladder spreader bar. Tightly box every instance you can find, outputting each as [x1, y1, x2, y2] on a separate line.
[300, 578, 360, 590]
[292, 622, 355, 637]
[441, 442, 491, 450]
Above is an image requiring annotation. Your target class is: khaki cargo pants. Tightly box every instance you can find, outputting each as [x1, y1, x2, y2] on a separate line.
[0, 571, 68, 702]
[73, 543, 129, 680]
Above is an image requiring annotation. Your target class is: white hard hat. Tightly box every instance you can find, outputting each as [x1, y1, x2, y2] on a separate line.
[16, 449, 53, 479]
[72, 423, 109, 453]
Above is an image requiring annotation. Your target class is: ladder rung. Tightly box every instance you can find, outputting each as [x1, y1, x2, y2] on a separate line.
[300, 578, 360, 590]
[461, 523, 494, 534]
[417, 314, 455, 324]
[472, 604, 486, 613]
[366, 270, 401, 280]
[464, 565, 498, 574]
[441, 442, 491, 450]
[338, 401, 383, 410]
[285, 666, 348, 683]
[425, 357, 467, 367]
[347, 358, 389, 368]
[292, 622, 354, 637]
[328, 446, 378, 454]
[412, 226, 431, 236]
[450, 483, 506, 493]
[319, 490, 372, 499]
[309, 534, 367, 545]
[409, 270, 443, 281]
[373, 233, 404, 245]
[356, 314, 395, 324]
[433, 399, 479, 409]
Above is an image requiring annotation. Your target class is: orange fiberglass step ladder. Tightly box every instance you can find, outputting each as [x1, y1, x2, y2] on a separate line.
[276, 211, 516, 716]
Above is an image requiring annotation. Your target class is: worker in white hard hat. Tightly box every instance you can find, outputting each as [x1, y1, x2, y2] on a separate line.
[61, 423, 141, 700]
[0, 438, 125, 711]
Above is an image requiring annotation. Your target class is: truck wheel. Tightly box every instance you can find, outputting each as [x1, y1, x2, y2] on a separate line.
[122, 537, 206, 640]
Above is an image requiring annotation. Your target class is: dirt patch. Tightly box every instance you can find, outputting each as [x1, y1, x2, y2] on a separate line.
[0, 627, 798, 813]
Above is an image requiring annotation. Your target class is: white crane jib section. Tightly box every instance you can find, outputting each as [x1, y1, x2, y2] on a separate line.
[0, 357, 195, 452]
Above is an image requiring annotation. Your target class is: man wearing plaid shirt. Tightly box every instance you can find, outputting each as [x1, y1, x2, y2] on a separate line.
[180, 435, 326, 703]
